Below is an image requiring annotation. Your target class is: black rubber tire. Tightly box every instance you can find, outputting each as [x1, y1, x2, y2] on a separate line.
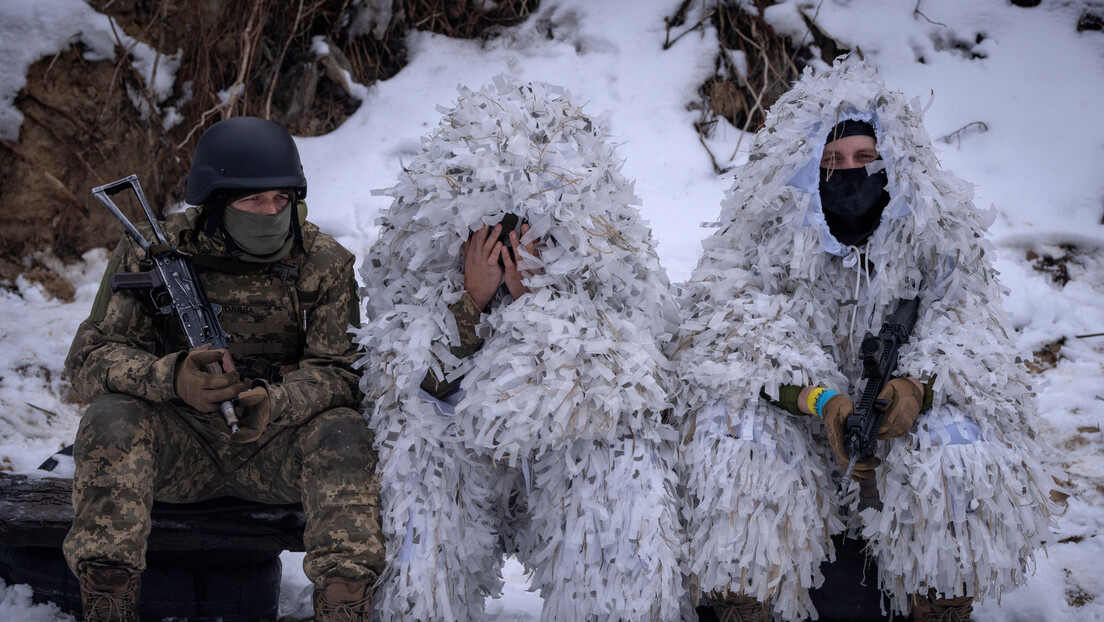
[0, 545, 282, 622]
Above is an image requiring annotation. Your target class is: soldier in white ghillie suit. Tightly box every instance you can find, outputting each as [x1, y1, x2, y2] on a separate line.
[353, 76, 684, 621]
[674, 60, 1058, 622]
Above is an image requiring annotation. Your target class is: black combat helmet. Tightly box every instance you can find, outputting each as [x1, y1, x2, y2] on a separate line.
[184, 116, 307, 206]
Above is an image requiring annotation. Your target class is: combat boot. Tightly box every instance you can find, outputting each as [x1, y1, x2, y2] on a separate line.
[79, 563, 140, 622]
[711, 591, 770, 622]
[911, 590, 973, 622]
[313, 577, 373, 622]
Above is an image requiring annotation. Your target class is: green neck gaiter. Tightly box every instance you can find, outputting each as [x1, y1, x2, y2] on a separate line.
[222, 205, 294, 263]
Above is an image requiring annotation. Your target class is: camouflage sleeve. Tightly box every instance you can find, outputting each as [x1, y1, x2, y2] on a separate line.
[762, 384, 805, 416]
[762, 377, 936, 416]
[419, 292, 485, 399]
[65, 234, 182, 404]
[257, 248, 363, 427]
[922, 375, 935, 411]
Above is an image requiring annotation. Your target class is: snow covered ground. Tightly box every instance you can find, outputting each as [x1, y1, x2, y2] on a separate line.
[1, 0, 1103, 619]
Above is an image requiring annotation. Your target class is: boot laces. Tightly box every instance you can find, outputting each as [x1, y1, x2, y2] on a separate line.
[923, 604, 971, 622]
[713, 593, 769, 622]
[81, 578, 138, 622]
[317, 592, 372, 621]
[915, 596, 973, 622]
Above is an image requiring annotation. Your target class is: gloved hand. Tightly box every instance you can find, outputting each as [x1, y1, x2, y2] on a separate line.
[174, 348, 244, 413]
[876, 377, 924, 439]
[231, 386, 271, 443]
[822, 393, 879, 481]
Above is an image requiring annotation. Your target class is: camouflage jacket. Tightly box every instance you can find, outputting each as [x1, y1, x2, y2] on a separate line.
[419, 292, 484, 399]
[66, 205, 362, 428]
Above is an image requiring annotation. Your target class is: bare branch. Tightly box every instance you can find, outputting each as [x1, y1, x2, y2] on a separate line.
[914, 0, 949, 28]
[264, 0, 307, 119]
[938, 121, 989, 148]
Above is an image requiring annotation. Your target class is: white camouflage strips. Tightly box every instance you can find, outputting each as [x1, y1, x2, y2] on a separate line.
[353, 76, 685, 621]
[673, 60, 1059, 619]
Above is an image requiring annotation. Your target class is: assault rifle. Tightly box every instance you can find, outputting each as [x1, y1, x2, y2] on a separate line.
[841, 297, 920, 505]
[91, 175, 240, 433]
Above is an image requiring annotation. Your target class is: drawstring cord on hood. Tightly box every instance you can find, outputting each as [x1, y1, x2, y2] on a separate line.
[842, 244, 872, 364]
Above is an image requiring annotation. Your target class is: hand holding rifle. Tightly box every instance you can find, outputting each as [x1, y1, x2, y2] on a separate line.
[801, 298, 921, 508]
[91, 175, 242, 434]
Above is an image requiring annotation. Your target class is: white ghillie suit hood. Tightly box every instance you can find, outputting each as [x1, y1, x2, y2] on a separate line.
[356, 75, 680, 460]
[354, 76, 685, 622]
[678, 60, 1040, 440]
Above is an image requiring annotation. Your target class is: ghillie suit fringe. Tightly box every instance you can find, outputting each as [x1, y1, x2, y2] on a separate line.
[681, 400, 842, 621]
[673, 59, 1058, 619]
[355, 76, 684, 621]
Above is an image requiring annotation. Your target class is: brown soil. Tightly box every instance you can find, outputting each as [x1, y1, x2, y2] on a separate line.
[0, 43, 158, 281]
[0, 0, 538, 289]
[665, 0, 848, 174]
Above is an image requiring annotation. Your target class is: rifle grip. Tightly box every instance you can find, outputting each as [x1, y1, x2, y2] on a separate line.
[858, 477, 883, 511]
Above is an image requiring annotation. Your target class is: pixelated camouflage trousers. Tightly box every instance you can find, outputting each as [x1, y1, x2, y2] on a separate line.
[62, 393, 384, 586]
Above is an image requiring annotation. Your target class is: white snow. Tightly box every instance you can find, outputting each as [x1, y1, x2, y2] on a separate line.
[0, 0, 1102, 619]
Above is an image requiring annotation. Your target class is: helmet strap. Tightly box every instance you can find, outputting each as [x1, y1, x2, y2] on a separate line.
[290, 202, 304, 243]
[200, 189, 228, 239]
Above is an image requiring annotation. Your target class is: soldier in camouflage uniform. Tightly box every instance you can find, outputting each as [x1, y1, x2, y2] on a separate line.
[63, 116, 384, 622]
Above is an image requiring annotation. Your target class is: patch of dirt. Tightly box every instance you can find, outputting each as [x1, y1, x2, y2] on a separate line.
[1062, 567, 1097, 608]
[928, 30, 988, 60]
[664, 0, 827, 173]
[1080, 11, 1103, 31]
[1025, 244, 1081, 287]
[0, 42, 160, 273]
[0, 0, 546, 285]
[1025, 337, 1066, 373]
[1067, 585, 1096, 608]
[22, 266, 76, 302]
[1063, 435, 1089, 450]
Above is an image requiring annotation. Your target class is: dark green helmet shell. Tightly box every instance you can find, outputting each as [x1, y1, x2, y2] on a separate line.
[184, 116, 307, 206]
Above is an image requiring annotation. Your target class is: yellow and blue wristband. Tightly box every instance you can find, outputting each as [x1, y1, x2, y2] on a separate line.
[806, 387, 839, 419]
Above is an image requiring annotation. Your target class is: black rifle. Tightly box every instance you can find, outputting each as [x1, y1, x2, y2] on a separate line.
[91, 175, 240, 433]
[841, 297, 920, 505]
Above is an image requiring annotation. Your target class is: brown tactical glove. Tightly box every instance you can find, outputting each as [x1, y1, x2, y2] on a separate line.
[174, 348, 244, 413]
[231, 386, 271, 444]
[876, 378, 924, 440]
[822, 394, 879, 481]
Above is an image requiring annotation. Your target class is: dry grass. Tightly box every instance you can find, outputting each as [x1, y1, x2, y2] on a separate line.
[403, 0, 538, 38]
[665, 0, 848, 173]
[1025, 337, 1066, 374]
[64, 0, 536, 206]
[1025, 244, 1080, 287]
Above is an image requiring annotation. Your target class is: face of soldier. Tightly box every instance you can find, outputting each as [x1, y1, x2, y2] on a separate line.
[820, 135, 879, 172]
[229, 190, 292, 215]
[223, 189, 294, 256]
[818, 134, 889, 246]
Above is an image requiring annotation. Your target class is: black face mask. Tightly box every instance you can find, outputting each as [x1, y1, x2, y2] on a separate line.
[818, 166, 890, 246]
